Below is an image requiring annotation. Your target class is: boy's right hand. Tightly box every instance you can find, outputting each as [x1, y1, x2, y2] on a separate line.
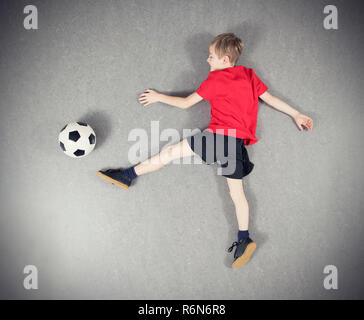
[138, 89, 161, 107]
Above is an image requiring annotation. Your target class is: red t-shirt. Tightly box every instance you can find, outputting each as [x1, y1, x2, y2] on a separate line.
[196, 65, 268, 145]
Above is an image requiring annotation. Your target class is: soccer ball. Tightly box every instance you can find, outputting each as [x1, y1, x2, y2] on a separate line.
[59, 122, 96, 158]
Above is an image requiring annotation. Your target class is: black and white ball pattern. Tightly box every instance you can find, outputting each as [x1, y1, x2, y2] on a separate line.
[59, 122, 96, 158]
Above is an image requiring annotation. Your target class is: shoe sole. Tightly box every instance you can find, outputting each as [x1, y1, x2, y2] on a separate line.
[97, 171, 129, 190]
[232, 242, 256, 269]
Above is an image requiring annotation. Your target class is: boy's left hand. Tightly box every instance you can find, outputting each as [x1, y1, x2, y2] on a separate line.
[293, 113, 313, 131]
[138, 89, 160, 106]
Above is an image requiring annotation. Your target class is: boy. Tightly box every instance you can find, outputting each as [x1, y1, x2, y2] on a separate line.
[97, 33, 313, 269]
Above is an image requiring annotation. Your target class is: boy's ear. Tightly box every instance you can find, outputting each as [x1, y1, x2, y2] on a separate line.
[223, 55, 230, 64]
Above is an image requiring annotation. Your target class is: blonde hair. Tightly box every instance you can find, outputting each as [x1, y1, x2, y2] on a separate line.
[210, 33, 244, 66]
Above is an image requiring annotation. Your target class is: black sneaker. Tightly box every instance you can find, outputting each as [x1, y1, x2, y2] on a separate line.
[97, 169, 132, 189]
[227, 237, 256, 269]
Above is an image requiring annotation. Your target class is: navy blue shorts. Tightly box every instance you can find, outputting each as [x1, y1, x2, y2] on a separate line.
[186, 130, 254, 179]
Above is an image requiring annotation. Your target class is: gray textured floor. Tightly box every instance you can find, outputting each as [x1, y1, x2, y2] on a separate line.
[0, 0, 363, 299]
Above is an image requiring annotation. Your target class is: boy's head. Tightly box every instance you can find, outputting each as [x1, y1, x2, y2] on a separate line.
[207, 33, 244, 71]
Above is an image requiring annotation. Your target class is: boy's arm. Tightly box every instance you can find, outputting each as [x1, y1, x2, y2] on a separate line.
[158, 92, 203, 109]
[259, 91, 313, 131]
[259, 91, 299, 118]
[139, 89, 203, 109]
[157, 94, 186, 109]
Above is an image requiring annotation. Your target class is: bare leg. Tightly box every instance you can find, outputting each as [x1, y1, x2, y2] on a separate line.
[226, 178, 249, 230]
[134, 138, 195, 176]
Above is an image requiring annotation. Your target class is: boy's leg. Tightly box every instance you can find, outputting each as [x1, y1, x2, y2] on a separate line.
[97, 138, 195, 189]
[134, 138, 195, 176]
[226, 177, 249, 230]
[226, 177, 256, 268]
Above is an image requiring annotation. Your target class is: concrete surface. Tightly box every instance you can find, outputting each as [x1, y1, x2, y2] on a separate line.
[0, 0, 363, 299]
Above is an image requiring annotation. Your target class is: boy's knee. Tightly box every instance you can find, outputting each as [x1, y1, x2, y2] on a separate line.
[162, 141, 192, 163]
[169, 143, 183, 159]
[160, 144, 179, 163]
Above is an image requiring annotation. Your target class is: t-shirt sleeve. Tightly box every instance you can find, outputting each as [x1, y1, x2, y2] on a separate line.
[196, 75, 215, 101]
[252, 69, 268, 96]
